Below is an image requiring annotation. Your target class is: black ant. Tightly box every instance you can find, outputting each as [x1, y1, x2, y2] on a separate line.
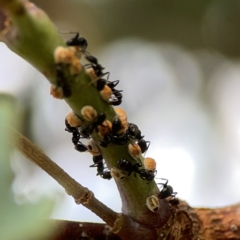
[117, 159, 156, 182]
[98, 136, 126, 148]
[115, 122, 151, 154]
[96, 79, 123, 106]
[99, 121, 150, 150]
[109, 89, 123, 106]
[65, 119, 88, 152]
[157, 178, 177, 199]
[127, 123, 150, 154]
[91, 112, 107, 134]
[98, 132, 128, 148]
[66, 32, 88, 52]
[112, 118, 125, 137]
[137, 138, 150, 154]
[90, 155, 112, 180]
[93, 112, 106, 127]
[97, 112, 128, 147]
[78, 123, 92, 139]
[78, 112, 106, 138]
[55, 64, 72, 98]
[117, 159, 142, 177]
[138, 168, 156, 182]
[96, 79, 119, 91]
[85, 54, 122, 105]
[85, 54, 109, 79]
[127, 123, 143, 140]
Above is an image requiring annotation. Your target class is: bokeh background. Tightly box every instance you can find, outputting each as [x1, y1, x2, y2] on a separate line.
[1, 0, 240, 223]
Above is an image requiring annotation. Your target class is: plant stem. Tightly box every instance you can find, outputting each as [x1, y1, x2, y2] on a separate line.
[10, 128, 119, 227]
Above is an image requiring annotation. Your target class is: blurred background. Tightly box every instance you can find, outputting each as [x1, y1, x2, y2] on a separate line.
[1, 0, 240, 223]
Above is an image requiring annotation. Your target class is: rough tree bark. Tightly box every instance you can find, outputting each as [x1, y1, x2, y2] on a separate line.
[0, 0, 240, 239]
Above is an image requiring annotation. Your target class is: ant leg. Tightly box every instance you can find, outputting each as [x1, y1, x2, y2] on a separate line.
[84, 63, 94, 69]
[144, 140, 151, 156]
[160, 178, 168, 185]
[89, 163, 98, 167]
[103, 71, 110, 80]
[107, 80, 119, 89]
[109, 99, 122, 106]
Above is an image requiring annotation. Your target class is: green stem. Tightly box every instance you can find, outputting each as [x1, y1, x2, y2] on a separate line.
[0, 0, 172, 232]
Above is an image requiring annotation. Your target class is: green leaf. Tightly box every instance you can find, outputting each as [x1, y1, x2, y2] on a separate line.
[0, 93, 54, 240]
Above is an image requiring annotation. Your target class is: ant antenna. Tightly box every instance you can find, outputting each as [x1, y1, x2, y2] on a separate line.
[142, 140, 150, 157]
[160, 178, 169, 185]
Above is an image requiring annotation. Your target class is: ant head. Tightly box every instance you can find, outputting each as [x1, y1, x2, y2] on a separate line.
[65, 32, 88, 50]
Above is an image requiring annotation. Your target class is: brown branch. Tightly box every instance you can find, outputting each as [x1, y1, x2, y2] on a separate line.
[162, 200, 240, 240]
[195, 203, 240, 239]
[10, 128, 119, 227]
[43, 219, 122, 240]
[28, 203, 240, 240]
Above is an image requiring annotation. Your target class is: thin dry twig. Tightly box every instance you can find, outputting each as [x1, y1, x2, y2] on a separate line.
[10, 128, 119, 227]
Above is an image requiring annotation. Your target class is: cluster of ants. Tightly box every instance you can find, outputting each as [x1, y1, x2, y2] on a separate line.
[54, 32, 123, 106]
[59, 32, 177, 204]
